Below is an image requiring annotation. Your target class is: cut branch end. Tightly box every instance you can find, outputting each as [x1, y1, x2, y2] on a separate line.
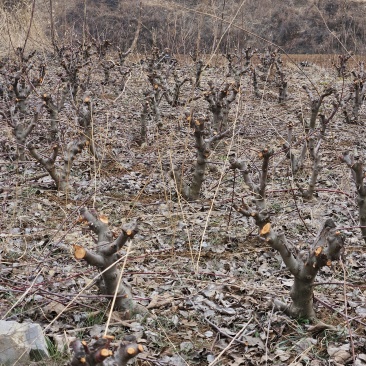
[74, 244, 86, 259]
[260, 223, 271, 236]
[127, 347, 137, 355]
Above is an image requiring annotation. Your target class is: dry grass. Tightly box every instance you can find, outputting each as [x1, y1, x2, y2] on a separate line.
[0, 1, 51, 56]
[286, 53, 366, 68]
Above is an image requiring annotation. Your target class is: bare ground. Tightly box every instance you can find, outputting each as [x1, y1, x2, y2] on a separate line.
[1, 52, 366, 365]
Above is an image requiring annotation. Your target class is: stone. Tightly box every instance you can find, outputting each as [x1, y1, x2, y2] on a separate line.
[0, 320, 49, 365]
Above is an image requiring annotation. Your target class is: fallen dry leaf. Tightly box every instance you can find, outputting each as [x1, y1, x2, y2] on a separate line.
[147, 294, 174, 309]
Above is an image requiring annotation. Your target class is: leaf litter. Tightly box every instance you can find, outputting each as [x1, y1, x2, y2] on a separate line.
[1, 55, 366, 365]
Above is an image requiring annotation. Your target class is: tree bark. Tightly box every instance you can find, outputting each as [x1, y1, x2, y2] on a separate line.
[74, 207, 146, 318]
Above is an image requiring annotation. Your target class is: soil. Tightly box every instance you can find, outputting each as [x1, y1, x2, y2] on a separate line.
[1, 50, 366, 365]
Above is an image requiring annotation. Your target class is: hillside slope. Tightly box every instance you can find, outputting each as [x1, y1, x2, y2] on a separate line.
[56, 0, 366, 54]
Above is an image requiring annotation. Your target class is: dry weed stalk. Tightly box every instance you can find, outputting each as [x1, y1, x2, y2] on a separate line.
[0, 2, 50, 55]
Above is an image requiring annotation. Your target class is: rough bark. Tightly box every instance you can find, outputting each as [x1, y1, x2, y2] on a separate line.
[117, 47, 131, 66]
[332, 53, 352, 77]
[162, 71, 191, 107]
[255, 48, 277, 83]
[251, 67, 260, 98]
[139, 96, 150, 145]
[1, 109, 39, 161]
[74, 207, 146, 318]
[171, 114, 230, 201]
[55, 42, 91, 100]
[341, 151, 366, 243]
[285, 88, 337, 200]
[231, 148, 274, 216]
[145, 65, 164, 128]
[297, 138, 322, 201]
[243, 46, 257, 67]
[283, 121, 307, 174]
[232, 149, 345, 321]
[69, 335, 143, 366]
[302, 86, 335, 130]
[146, 87, 163, 128]
[41, 89, 67, 141]
[268, 220, 344, 320]
[296, 97, 337, 201]
[28, 140, 85, 191]
[204, 80, 239, 131]
[340, 62, 366, 124]
[100, 60, 115, 85]
[26, 95, 99, 190]
[147, 58, 190, 108]
[224, 53, 236, 78]
[195, 60, 204, 88]
[224, 47, 255, 80]
[0, 58, 44, 160]
[7, 61, 45, 113]
[143, 48, 187, 132]
[78, 95, 101, 161]
[274, 56, 288, 103]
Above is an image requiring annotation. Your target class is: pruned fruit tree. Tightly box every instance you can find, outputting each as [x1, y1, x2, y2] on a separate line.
[1, 33, 366, 366]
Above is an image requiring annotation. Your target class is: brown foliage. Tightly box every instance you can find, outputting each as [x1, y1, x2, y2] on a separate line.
[53, 0, 366, 54]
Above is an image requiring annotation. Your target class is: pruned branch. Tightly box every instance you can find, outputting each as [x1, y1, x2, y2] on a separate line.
[204, 80, 239, 131]
[231, 148, 274, 214]
[302, 85, 335, 130]
[339, 62, 366, 124]
[285, 87, 338, 200]
[274, 55, 288, 103]
[171, 113, 231, 201]
[69, 335, 143, 366]
[76, 94, 101, 161]
[41, 87, 68, 140]
[74, 207, 146, 318]
[332, 53, 352, 77]
[232, 148, 344, 321]
[28, 139, 85, 191]
[341, 151, 366, 243]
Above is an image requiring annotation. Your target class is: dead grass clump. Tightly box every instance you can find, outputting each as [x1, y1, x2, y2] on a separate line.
[0, 0, 51, 56]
